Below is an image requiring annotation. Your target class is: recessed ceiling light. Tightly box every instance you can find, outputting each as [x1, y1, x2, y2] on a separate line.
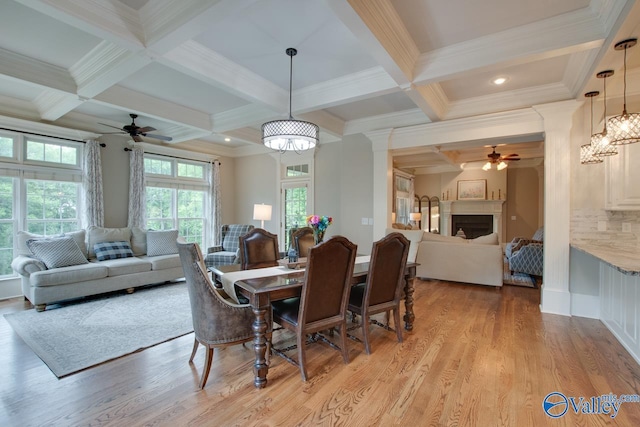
[224, 137, 231, 142]
[493, 76, 508, 85]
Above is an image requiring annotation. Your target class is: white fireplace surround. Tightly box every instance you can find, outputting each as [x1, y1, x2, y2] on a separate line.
[440, 200, 505, 242]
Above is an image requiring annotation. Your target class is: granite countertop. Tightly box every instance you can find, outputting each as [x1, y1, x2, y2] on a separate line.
[571, 242, 640, 276]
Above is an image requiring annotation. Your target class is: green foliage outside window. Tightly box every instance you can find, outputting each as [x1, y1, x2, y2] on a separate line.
[26, 140, 77, 165]
[0, 137, 13, 158]
[26, 180, 79, 234]
[0, 177, 14, 275]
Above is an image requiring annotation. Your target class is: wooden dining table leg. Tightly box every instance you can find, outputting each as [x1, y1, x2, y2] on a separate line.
[250, 294, 270, 389]
[403, 267, 416, 331]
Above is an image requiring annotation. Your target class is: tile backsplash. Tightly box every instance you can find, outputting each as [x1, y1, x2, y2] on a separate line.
[571, 208, 640, 249]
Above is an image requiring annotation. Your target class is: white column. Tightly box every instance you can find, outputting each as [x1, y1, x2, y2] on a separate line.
[366, 129, 394, 240]
[533, 100, 582, 316]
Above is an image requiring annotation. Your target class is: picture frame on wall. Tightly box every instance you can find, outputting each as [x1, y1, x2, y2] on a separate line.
[457, 179, 487, 200]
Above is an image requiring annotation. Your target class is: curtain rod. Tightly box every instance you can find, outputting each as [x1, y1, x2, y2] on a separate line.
[124, 147, 220, 164]
[0, 127, 105, 146]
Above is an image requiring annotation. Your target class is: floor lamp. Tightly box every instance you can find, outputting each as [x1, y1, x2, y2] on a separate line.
[253, 204, 272, 229]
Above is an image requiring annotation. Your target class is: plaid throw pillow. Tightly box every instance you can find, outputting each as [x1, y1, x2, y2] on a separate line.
[94, 241, 134, 261]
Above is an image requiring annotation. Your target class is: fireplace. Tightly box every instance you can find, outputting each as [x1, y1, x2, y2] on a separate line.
[451, 215, 493, 239]
[440, 200, 505, 242]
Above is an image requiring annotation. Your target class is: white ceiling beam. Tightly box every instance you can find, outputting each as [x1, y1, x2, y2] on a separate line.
[413, 7, 608, 85]
[91, 85, 212, 136]
[0, 48, 76, 94]
[294, 66, 398, 112]
[390, 108, 545, 150]
[70, 41, 152, 99]
[298, 110, 345, 138]
[446, 83, 572, 120]
[344, 108, 428, 136]
[404, 84, 449, 121]
[33, 91, 84, 121]
[14, 0, 145, 50]
[212, 104, 278, 134]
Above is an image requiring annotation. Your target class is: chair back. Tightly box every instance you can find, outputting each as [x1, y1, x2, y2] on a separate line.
[366, 232, 410, 308]
[299, 236, 357, 328]
[221, 224, 254, 252]
[292, 227, 314, 257]
[239, 228, 279, 270]
[177, 242, 254, 344]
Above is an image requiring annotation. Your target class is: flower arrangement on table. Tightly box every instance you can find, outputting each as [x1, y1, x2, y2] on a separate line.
[306, 215, 333, 244]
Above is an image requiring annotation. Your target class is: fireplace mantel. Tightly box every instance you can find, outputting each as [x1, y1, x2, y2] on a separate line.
[440, 200, 505, 242]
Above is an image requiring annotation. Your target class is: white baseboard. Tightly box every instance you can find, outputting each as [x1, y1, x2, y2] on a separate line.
[570, 293, 600, 319]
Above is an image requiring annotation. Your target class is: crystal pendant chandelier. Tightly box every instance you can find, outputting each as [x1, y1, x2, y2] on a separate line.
[608, 38, 640, 145]
[580, 143, 603, 164]
[262, 48, 319, 153]
[591, 71, 617, 157]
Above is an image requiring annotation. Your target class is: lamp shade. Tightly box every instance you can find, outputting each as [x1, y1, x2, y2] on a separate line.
[410, 213, 421, 221]
[253, 204, 272, 221]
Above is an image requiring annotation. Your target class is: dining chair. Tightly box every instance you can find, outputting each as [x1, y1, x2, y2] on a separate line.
[348, 232, 409, 354]
[291, 226, 314, 258]
[271, 235, 357, 381]
[177, 241, 259, 389]
[239, 228, 280, 270]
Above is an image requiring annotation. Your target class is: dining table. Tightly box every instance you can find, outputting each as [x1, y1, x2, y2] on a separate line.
[209, 256, 418, 389]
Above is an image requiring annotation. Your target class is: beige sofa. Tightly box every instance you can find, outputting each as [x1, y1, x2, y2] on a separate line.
[386, 229, 503, 287]
[11, 226, 185, 311]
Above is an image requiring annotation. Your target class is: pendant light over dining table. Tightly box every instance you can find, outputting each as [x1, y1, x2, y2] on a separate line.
[262, 48, 319, 153]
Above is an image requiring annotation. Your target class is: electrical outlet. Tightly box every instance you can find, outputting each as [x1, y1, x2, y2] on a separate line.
[511, 215, 516, 221]
[598, 221, 607, 232]
[622, 222, 632, 232]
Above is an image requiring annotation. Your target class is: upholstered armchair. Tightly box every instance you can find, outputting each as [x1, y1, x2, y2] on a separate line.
[204, 224, 254, 268]
[506, 227, 544, 277]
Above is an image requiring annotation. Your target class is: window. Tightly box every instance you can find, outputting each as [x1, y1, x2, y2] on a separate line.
[144, 155, 209, 247]
[0, 132, 83, 278]
[280, 158, 313, 250]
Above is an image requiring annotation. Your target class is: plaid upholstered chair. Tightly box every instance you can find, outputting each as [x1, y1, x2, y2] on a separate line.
[204, 224, 254, 268]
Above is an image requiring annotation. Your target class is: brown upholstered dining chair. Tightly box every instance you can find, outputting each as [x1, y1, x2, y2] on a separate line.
[348, 232, 409, 354]
[239, 228, 280, 270]
[271, 235, 357, 381]
[291, 226, 314, 258]
[177, 241, 259, 389]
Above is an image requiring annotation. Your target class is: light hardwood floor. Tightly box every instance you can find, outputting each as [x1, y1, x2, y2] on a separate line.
[1, 280, 640, 426]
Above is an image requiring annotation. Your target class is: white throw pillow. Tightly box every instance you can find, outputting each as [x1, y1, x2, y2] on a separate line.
[467, 232, 499, 245]
[130, 227, 147, 256]
[26, 237, 88, 269]
[16, 229, 87, 257]
[146, 230, 179, 256]
[87, 226, 132, 259]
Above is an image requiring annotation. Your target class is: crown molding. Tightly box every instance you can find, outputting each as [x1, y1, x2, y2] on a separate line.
[0, 113, 99, 140]
[344, 108, 428, 136]
[407, 83, 449, 121]
[212, 104, 276, 134]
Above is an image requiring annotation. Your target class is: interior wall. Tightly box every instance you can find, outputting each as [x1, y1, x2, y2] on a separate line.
[99, 136, 132, 227]
[505, 166, 542, 242]
[440, 168, 507, 202]
[233, 154, 278, 233]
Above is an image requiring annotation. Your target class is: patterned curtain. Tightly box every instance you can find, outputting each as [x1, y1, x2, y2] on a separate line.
[208, 160, 222, 246]
[127, 144, 146, 228]
[82, 139, 104, 227]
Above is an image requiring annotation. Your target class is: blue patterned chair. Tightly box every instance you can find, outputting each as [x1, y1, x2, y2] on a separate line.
[506, 227, 543, 277]
[204, 224, 254, 268]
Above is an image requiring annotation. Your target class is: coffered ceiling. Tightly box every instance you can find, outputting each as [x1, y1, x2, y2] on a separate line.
[0, 0, 638, 169]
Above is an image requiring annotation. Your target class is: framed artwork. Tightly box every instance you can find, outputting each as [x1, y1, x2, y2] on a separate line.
[457, 179, 487, 200]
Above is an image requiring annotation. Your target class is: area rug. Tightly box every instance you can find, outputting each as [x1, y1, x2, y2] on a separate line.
[502, 256, 538, 288]
[4, 282, 193, 378]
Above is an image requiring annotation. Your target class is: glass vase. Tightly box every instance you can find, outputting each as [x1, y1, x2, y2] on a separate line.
[313, 229, 325, 245]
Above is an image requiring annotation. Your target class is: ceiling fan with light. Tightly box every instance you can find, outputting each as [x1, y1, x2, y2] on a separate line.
[482, 146, 520, 170]
[99, 114, 173, 142]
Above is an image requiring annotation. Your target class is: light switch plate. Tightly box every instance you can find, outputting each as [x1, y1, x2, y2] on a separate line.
[361, 217, 368, 225]
[622, 222, 632, 232]
[368, 218, 374, 225]
[598, 221, 607, 231]
[511, 215, 516, 221]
